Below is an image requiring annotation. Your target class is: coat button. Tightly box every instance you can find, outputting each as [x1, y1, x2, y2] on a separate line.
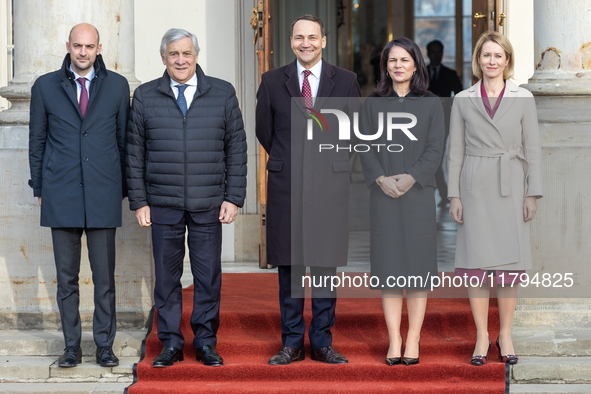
[80, 183, 84, 187]
[82, 132, 88, 136]
[399, 98, 403, 103]
[83, 157, 89, 162]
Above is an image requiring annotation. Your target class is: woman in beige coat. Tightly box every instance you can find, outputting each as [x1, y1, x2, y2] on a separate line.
[447, 32, 543, 366]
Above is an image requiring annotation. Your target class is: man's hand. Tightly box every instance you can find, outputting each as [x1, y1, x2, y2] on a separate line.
[135, 206, 152, 227]
[391, 174, 416, 195]
[219, 201, 238, 224]
[449, 197, 463, 224]
[38, 197, 41, 206]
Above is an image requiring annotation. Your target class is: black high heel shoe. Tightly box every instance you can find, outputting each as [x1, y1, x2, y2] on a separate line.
[497, 336, 519, 364]
[402, 342, 420, 365]
[471, 341, 491, 366]
[385, 338, 403, 365]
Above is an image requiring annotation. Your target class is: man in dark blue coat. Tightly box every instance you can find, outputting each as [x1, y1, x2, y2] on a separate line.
[28, 23, 129, 368]
[256, 15, 361, 366]
[126, 28, 247, 368]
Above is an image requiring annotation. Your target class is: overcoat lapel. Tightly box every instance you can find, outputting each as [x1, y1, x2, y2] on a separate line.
[285, 61, 309, 119]
[314, 59, 335, 111]
[468, 80, 495, 128]
[86, 77, 102, 119]
[490, 80, 518, 123]
[61, 80, 83, 120]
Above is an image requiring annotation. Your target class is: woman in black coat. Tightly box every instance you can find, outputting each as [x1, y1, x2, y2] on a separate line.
[359, 38, 445, 365]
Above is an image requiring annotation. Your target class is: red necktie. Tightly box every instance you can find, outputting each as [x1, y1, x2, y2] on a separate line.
[77, 77, 89, 118]
[302, 70, 313, 113]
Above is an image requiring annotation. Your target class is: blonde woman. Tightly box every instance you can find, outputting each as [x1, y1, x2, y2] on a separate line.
[447, 32, 543, 366]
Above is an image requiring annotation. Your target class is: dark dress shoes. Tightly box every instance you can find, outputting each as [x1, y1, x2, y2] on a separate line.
[268, 346, 305, 365]
[96, 346, 119, 367]
[58, 346, 82, 368]
[385, 357, 402, 365]
[196, 345, 223, 366]
[311, 346, 348, 364]
[402, 342, 420, 365]
[152, 346, 184, 368]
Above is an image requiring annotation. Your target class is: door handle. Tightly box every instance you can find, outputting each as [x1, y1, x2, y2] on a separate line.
[473, 12, 486, 28]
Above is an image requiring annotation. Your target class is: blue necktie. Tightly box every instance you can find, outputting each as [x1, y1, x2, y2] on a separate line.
[176, 84, 188, 117]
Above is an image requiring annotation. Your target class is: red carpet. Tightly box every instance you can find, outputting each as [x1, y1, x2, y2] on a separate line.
[127, 273, 507, 393]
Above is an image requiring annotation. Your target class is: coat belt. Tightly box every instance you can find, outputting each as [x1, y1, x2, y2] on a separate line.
[465, 147, 529, 197]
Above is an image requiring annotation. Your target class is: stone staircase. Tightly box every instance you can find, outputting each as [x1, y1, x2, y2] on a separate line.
[511, 329, 591, 393]
[0, 330, 145, 394]
[1, 328, 589, 393]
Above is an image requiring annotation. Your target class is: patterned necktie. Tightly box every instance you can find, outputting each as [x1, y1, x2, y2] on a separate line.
[176, 84, 188, 117]
[302, 70, 313, 113]
[77, 77, 88, 118]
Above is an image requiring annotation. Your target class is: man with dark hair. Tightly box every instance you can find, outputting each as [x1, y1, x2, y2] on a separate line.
[29, 23, 129, 368]
[426, 40, 463, 98]
[256, 14, 361, 366]
[127, 28, 247, 368]
[426, 39, 463, 206]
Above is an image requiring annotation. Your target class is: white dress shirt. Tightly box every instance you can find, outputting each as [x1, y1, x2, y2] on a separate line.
[170, 73, 198, 108]
[69, 65, 95, 103]
[297, 60, 322, 105]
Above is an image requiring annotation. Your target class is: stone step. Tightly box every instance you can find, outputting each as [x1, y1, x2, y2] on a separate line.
[511, 384, 591, 393]
[0, 356, 136, 383]
[513, 329, 591, 357]
[512, 357, 591, 384]
[0, 382, 128, 394]
[0, 330, 146, 356]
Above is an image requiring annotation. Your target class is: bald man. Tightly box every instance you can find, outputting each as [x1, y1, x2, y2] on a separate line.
[29, 23, 130, 368]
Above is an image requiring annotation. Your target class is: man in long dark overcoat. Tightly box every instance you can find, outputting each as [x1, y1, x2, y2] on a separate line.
[256, 14, 361, 365]
[28, 23, 129, 368]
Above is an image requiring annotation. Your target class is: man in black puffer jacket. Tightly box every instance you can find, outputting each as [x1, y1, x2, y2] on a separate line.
[126, 28, 247, 368]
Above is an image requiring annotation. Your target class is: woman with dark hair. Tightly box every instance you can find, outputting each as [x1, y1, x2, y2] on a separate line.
[359, 37, 445, 366]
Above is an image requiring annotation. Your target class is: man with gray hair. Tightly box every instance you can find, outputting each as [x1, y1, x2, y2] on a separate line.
[126, 28, 247, 368]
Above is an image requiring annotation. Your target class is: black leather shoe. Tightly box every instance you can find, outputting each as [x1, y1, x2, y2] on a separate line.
[268, 346, 305, 365]
[196, 345, 223, 366]
[152, 346, 184, 368]
[403, 342, 420, 365]
[58, 346, 82, 368]
[311, 346, 348, 364]
[96, 346, 119, 367]
[386, 338, 403, 365]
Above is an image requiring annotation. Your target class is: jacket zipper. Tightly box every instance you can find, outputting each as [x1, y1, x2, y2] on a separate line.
[183, 115, 187, 209]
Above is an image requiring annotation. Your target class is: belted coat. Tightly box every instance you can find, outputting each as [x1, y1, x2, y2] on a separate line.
[447, 80, 543, 270]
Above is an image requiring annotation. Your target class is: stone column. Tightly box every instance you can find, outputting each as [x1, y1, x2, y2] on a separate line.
[0, 0, 152, 330]
[0, 0, 139, 124]
[517, 0, 591, 330]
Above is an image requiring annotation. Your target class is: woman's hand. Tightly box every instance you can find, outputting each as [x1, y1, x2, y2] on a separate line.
[378, 176, 402, 198]
[391, 174, 416, 195]
[449, 197, 463, 224]
[523, 196, 537, 222]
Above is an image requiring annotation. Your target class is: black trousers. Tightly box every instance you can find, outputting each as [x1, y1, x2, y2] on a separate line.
[51, 227, 117, 348]
[151, 211, 222, 350]
[278, 265, 337, 350]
